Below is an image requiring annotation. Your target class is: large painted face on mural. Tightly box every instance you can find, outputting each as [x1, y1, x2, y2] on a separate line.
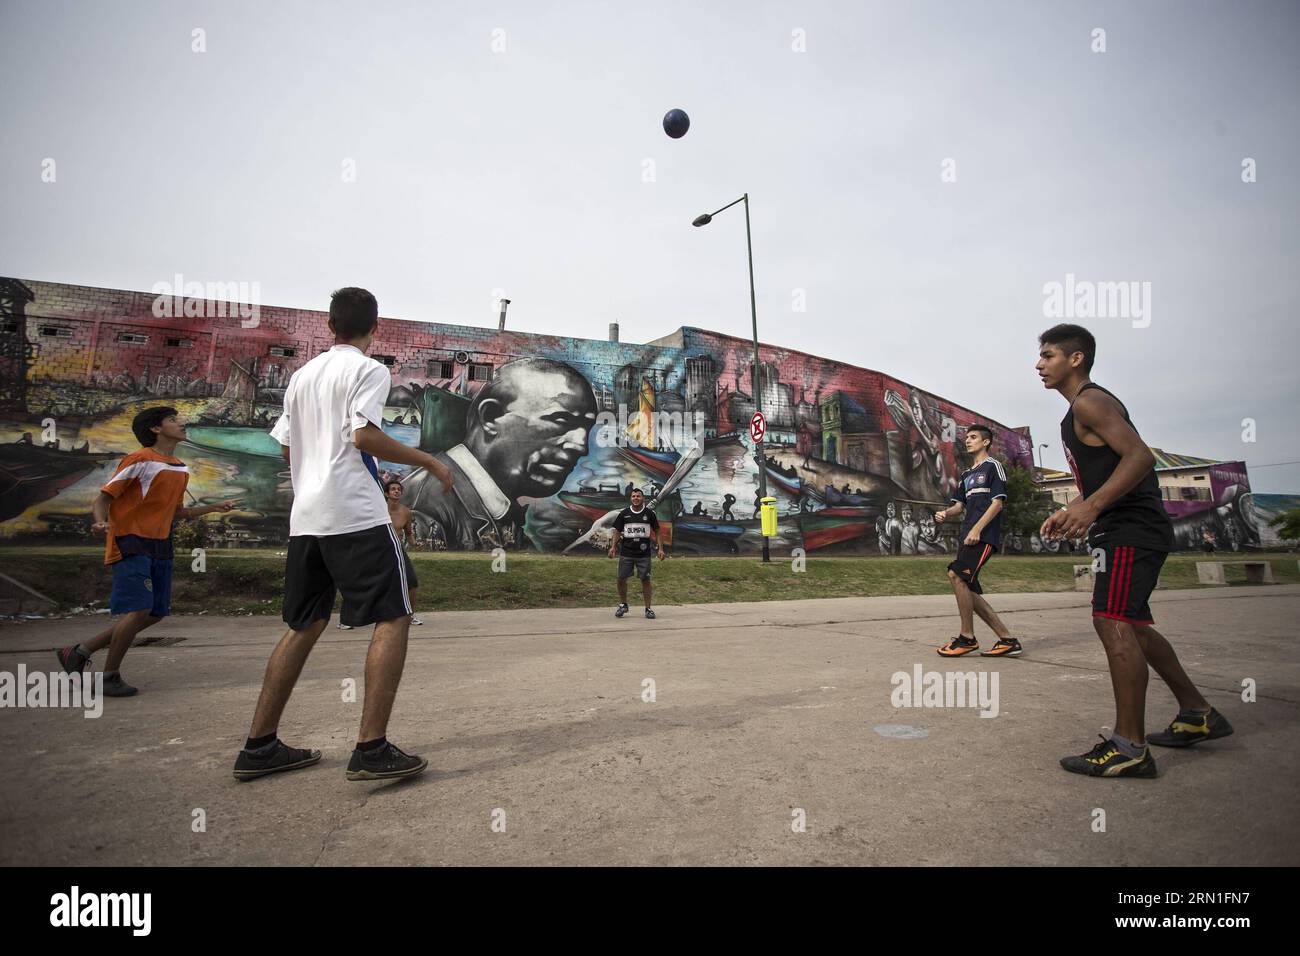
[465, 359, 598, 499]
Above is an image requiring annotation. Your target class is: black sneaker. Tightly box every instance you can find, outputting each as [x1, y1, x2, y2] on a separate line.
[1148, 707, 1234, 748]
[345, 741, 428, 781]
[102, 673, 138, 697]
[644, 607, 656, 619]
[56, 645, 90, 675]
[614, 603, 629, 618]
[938, 635, 979, 657]
[233, 739, 323, 782]
[1060, 735, 1158, 778]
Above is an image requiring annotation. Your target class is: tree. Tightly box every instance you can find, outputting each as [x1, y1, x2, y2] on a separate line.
[1000, 462, 1055, 537]
[172, 518, 210, 552]
[1268, 508, 1300, 543]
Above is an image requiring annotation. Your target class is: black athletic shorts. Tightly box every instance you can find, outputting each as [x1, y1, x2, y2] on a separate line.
[1092, 543, 1166, 626]
[283, 524, 412, 630]
[402, 551, 418, 589]
[618, 554, 652, 581]
[948, 542, 996, 595]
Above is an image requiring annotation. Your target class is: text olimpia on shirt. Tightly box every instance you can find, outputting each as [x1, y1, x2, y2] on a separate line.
[613, 506, 659, 556]
[269, 344, 392, 537]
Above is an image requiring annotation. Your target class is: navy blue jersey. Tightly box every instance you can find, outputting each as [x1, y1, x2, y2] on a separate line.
[951, 458, 1007, 547]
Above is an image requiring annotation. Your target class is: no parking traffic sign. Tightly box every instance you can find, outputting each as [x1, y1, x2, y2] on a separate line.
[750, 411, 766, 444]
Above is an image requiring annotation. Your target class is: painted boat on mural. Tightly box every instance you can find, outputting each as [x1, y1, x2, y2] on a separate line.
[799, 506, 876, 550]
[558, 485, 681, 523]
[704, 431, 743, 448]
[764, 463, 802, 496]
[822, 484, 883, 508]
[183, 427, 283, 459]
[672, 518, 749, 537]
[668, 516, 753, 554]
[383, 411, 421, 427]
[615, 444, 680, 478]
[0, 440, 119, 522]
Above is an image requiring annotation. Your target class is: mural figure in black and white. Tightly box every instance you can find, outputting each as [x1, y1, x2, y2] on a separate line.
[402, 358, 597, 550]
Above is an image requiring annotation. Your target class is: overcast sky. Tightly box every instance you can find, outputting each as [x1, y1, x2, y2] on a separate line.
[3, 0, 1297, 490]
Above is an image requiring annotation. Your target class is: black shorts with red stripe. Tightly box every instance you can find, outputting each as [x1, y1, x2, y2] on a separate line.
[948, 543, 996, 595]
[1091, 543, 1167, 626]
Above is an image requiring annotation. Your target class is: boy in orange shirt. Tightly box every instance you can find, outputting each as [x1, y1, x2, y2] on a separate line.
[55, 407, 239, 696]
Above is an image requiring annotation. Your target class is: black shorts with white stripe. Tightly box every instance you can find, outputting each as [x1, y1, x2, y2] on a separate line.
[282, 523, 413, 630]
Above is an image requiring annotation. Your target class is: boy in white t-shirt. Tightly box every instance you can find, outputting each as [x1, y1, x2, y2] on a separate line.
[233, 287, 453, 783]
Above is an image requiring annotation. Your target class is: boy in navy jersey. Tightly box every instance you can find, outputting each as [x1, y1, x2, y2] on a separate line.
[934, 426, 1021, 658]
[1038, 324, 1232, 779]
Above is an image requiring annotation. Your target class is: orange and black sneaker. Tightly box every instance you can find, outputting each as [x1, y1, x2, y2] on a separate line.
[981, 638, 1022, 658]
[1148, 707, 1234, 748]
[1060, 735, 1158, 778]
[938, 635, 979, 657]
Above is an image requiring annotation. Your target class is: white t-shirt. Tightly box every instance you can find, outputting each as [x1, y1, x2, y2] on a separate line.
[269, 344, 392, 537]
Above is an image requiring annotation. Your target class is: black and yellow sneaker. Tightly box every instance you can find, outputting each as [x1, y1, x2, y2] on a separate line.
[1060, 735, 1158, 778]
[1148, 707, 1234, 748]
[938, 635, 979, 657]
[981, 638, 1022, 658]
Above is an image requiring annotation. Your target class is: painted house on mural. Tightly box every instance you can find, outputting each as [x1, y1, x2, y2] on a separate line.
[1, 276, 1047, 555]
[1040, 451, 1296, 553]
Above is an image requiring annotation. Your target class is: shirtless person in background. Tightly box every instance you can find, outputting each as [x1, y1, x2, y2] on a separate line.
[385, 480, 422, 626]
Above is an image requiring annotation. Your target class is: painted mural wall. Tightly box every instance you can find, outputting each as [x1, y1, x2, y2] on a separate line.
[1250, 494, 1300, 549]
[1161, 462, 1291, 553]
[1, 277, 1044, 555]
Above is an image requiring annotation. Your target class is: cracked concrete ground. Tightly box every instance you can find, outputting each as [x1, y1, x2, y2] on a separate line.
[1, 585, 1296, 866]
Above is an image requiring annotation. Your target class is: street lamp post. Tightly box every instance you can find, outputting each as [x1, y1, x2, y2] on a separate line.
[694, 193, 770, 563]
[1037, 443, 1049, 471]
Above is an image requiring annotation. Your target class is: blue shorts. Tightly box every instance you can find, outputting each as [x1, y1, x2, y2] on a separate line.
[109, 554, 174, 618]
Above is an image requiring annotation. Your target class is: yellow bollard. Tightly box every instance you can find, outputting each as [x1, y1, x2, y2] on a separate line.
[760, 496, 778, 537]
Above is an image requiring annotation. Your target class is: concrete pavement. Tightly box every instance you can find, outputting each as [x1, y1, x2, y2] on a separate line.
[1, 586, 1297, 865]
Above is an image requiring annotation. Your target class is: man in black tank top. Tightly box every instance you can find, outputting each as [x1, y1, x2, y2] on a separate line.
[1037, 325, 1233, 779]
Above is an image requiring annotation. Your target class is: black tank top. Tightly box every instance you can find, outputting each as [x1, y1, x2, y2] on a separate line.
[1060, 383, 1174, 551]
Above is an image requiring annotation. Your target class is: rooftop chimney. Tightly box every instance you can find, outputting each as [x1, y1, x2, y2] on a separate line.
[609, 321, 619, 343]
[497, 298, 511, 331]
